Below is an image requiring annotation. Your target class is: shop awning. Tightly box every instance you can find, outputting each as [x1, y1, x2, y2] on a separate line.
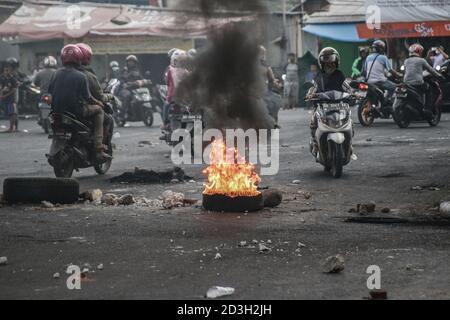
[356, 21, 450, 39]
[303, 23, 365, 43]
[0, 1, 255, 41]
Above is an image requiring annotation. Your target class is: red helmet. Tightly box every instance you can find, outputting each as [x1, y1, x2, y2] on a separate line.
[60, 44, 83, 65]
[76, 43, 93, 65]
[409, 43, 424, 57]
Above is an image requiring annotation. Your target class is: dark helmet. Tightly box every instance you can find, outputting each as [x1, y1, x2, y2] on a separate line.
[372, 40, 386, 53]
[359, 46, 369, 56]
[318, 47, 340, 69]
[60, 44, 83, 66]
[126, 55, 138, 63]
[76, 43, 93, 65]
[6, 57, 19, 69]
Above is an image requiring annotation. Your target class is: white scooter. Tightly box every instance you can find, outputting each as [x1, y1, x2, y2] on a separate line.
[305, 81, 356, 178]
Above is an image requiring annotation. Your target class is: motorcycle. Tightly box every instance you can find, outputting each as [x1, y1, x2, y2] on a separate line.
[435, 61, 450, 110]
[351, 74, 400, 126]
[114, 79, 154, 127]
[305, 81, 355, 178]
[18, 78, 41, 114]
[161, 103, 203, 156]
[37, 93, 51, 134]
[46, 104, 114, 178]
[392, 69, 443, 128]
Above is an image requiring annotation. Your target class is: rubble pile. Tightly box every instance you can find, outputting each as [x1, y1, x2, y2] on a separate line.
[80, 189, 197, 209]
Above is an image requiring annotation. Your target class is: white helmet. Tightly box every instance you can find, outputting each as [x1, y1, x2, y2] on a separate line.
[43, 56, 57, 68]
[168, 48, 179, 58]
[171, 49, 187, 67]
[187, 48, 197, 59]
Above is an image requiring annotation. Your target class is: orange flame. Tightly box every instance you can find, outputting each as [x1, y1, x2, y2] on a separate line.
[203, 140, 261, 197]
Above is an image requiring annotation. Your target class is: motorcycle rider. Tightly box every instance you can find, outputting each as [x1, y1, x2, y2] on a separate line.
[162, 49, 188, 128]
[403, 43, 444, 118]
[33, 56, 57, 95]
[309, 47, 346, 155]
[364, 40, 401, 103]
[48, 44, 110, 162]
[351, 47, 369, 79]
[118, 55, 144, 115]
[76, 43, 114, 146]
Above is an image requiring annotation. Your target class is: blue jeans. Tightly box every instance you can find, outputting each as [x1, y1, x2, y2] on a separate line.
[375, 80, 396, 100]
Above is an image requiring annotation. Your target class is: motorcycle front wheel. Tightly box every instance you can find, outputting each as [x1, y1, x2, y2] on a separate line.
[143, 109, 154, 127]
[53, 154, 74, 178]
[358, 98, 375, 126]
[94, 143, 113, 175]
[330, 141, 343, 178]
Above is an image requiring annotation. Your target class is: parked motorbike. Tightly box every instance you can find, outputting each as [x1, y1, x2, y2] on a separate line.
[392, 69, 443, 128]
[114, 80, 154, 127]
[37, 94, 51, 134]
[305, 81, 355, 178]
[46, 105, 114, 178]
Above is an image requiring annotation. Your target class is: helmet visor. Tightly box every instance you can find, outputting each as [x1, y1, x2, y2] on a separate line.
[320, 53, 338, 64]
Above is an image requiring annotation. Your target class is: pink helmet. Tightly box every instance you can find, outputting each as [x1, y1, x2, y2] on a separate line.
[409, 43, 424, 57]
[76, 43, 93, 65]
[60, 44, 83, 66]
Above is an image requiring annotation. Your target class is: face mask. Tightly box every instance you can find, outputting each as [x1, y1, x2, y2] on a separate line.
[324, 63, 336, 75]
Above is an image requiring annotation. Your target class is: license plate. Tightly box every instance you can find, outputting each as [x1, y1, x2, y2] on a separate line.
[395, 94, 407, 98]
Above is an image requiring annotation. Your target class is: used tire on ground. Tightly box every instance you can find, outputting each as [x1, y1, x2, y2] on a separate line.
[3, 177, 79, 204]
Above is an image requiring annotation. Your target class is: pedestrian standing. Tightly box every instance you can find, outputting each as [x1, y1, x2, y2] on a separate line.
[284, 53, 299, 109]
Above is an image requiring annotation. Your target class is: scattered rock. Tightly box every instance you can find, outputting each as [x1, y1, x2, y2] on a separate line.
[80, 189, 103, 204]
[258, 243, 272, 253]
[138, 140, 153, 146]
[439, 202, 450, 217]
[41, 201, 55, 208]
[297, 242, 306, 248]
[214, 253, 222, 260]
[322, 254, 345, 273]
[348, 208, 357, 213]
[262, 189, 283, 207]
[118, 194, 135, 206]
[292, 180, 301, 184]
[97, 264, 104, 270]
[206, 286, 235, 299]
[238, 241, 247, 247]
[369, 289, 387, 300]
[113, 132, 121, 138]
[411, 186, 423, 191]
[381, 207, 390, 213]
[53, 272, 60, 279]
[357, 201, 376, 215]
[266, 239, 272, 244]
[366, 138, 372, 142]
[102, 193, 118, 206]
[170, 179, 179, 183]
[161, 190, 185, 209]
[0, 256, 7, 266]
[252, 239, 258, 245]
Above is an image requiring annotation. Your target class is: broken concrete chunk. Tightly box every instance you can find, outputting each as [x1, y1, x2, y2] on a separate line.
[297, 242, 306, 248]
[238, 241, 247, 247]
[80, 189, 103, 204]
[162, 190, 185, 209]
[53, 272, 60, 279]
[357, 201, 376, 215]
[118, 194, 135, 206]
[381, 207, 390, 213]
[439, 202, 450, 218]
[0, 256, 7, 266]
[292, 180, 301, 184]
[206, 286, 235, 299]
[322, 254, 345, 273]
[214, 253, 222, 260]
[97, 264, 104, 270]
[258, 243, 272, 253]
[41, 201, 55, 208]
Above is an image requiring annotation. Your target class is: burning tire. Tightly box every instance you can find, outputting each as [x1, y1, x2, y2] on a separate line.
[203, 193, 264, 212]
[3, 177, 79, 204]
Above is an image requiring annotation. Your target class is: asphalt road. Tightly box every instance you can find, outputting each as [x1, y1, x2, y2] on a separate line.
[1, 109, 450, 300]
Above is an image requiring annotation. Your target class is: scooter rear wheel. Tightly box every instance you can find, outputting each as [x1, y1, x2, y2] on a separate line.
[393, 106, 410, 128]
[143, 110, 154, 127]
[94, 143, 113, 175]
[427, 108, 441, 127]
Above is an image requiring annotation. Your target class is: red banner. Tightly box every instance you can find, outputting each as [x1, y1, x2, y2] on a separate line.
[357, 21, 450, 39]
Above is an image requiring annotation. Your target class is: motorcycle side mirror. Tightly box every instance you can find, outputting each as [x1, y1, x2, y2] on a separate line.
[400, 65, 405, 71]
